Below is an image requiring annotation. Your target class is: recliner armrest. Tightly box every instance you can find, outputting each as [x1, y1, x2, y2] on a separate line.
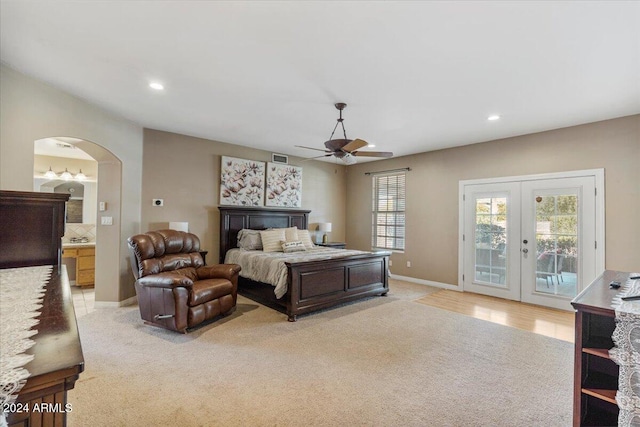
[196, 264, 241, 281]
[137, 272, 194, 289]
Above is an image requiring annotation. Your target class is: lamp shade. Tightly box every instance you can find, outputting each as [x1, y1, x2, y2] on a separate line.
[44, 166, 58, 179]
[318, 223, 332, 232]
[169, 221, 189, 232]
[60, 168, 73, 181]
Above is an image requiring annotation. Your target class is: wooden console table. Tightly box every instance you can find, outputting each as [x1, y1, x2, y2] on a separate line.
[1, 191, 84, 426]
[5, 266, 84, 426]
[571, 270, 630, 426]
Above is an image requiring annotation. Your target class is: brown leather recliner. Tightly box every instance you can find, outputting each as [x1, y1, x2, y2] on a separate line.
[127, 229, 241, 333]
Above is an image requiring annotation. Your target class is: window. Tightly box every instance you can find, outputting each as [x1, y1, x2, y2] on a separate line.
[372, 173, 405, 251]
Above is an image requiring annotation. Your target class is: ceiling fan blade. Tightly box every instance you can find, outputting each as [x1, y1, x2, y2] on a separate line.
[352, 151, 393, 158]
[295, 145, 332, 153]
[301, 154, 334, 161]
[341, 138, 368, 153]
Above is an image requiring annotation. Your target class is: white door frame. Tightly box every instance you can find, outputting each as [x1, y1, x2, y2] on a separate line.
[458, 169, 605, 298]
[462, 182, 522, 301]
[520, 176, 596, 309]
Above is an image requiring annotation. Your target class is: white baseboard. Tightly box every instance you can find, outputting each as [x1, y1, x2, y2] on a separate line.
[94, 295, 137, 308]
[390, 274, 461, 291]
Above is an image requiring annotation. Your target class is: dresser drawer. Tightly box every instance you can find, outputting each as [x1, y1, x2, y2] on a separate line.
[62, 248, 78, 258]
[78, 247, 95, 257]
[77, 269, 95, 285]
[78, 255, 95, 271]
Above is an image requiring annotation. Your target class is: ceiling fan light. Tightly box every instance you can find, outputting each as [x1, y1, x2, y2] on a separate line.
[341, 153, 357, 165]
[44, 166, 57, 179]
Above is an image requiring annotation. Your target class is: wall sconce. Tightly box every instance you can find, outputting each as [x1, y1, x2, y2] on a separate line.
[44, 166, 57, 179]
[60, 168, 73, 180]
[43, 167, 89, 181]
[318, 222, 332, 244]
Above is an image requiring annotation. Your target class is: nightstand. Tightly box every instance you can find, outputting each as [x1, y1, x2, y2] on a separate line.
[317, 242, 346, 249]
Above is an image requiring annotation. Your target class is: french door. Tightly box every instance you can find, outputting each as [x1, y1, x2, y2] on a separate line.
[460, 171, 603, 310]
[462, 182, 521, 301]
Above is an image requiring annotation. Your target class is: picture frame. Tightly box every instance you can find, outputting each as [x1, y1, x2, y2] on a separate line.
[265, 162, 302, 207]
[219, 156, 266, 206]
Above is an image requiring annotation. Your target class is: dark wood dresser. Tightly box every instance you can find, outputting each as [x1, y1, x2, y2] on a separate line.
[571, 270, 630, 426]
[1, 191, 84, 427]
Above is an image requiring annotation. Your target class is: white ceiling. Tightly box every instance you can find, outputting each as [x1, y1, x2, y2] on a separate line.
[34, 138, 95, 160]
[2, 1, 639, 163]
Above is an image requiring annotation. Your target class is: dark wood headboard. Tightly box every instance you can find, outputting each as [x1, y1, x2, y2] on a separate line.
[218, 206, 310, 263]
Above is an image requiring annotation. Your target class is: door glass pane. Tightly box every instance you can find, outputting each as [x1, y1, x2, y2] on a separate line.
[534, 194, 578, 297]
[474, 197, 507, 286]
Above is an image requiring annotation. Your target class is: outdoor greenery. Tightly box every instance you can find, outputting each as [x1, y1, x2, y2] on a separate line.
[473, 194, 579, 273]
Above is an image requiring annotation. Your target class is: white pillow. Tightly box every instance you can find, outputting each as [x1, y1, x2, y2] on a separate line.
[297, 229, 315, 249]
[237, 229, 263, 250]
[260, 229, 286, 252]
[282, 240, 306, 253]
[284, 226, 298, 242]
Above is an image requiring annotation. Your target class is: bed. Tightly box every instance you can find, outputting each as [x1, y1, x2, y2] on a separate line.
[219, 206, 390, 321]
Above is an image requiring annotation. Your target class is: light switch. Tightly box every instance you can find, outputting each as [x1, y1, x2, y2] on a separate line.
[101, 216, 113, 226]
[99, 201, 107, 211]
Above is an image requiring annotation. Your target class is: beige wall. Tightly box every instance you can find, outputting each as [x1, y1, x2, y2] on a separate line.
[0, 65, 143, 303]
[142, 129, 347, 263]
[4, 64, 638, 300]
[346, 115, 640, 286]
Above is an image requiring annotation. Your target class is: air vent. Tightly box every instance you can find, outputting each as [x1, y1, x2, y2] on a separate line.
[55, 142, 76, 149]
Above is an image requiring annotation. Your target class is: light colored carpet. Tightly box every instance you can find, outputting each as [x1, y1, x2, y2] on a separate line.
[68, 281, 573, 426]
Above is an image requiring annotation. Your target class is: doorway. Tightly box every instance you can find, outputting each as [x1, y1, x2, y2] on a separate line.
[34, 136, 123, 304]
[459, 169, 604, 310]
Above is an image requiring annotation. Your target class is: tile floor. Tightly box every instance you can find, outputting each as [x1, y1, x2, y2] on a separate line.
[70, 286, 95, 318]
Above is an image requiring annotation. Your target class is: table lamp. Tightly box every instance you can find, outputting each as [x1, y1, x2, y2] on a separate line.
[318, 222, 332, 244]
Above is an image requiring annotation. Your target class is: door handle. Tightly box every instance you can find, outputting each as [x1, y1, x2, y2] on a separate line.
[522, 249, 529, 254]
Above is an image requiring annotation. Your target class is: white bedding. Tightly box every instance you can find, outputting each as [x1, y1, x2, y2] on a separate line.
[224, 247, 370, 298]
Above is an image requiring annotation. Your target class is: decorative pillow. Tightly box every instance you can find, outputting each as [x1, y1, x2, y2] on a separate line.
[260, 229, 286, 252]
[284, 227, 298, 242]
[237, 229, 263, 250]
[297, 229, 315, 249]
[281, 240, 306, 253]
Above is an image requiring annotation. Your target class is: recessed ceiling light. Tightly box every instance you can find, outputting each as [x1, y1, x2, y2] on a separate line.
[149, 82, 164, 90]
[368, 144, 376, 148]
[487, 115, 500, 121]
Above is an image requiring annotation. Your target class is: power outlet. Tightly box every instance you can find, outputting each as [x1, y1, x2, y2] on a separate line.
[152, 199, 164, 206]
[407, 261, 411, 268]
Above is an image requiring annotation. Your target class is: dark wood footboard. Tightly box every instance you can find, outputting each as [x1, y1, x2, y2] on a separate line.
[285, 252, 389, 321]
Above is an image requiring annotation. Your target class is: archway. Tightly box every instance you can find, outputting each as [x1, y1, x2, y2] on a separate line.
[34, 137, 123, 304]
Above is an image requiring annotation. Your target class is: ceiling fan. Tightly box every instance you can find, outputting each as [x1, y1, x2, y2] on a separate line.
[296, 103, 393, 165]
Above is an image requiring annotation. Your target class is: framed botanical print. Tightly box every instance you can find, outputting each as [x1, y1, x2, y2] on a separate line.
[265, 162, 302, 208]
[220, 156, 266, 206]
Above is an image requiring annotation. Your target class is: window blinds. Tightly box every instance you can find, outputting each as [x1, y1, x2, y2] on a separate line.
[372, 173, 406, 251]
